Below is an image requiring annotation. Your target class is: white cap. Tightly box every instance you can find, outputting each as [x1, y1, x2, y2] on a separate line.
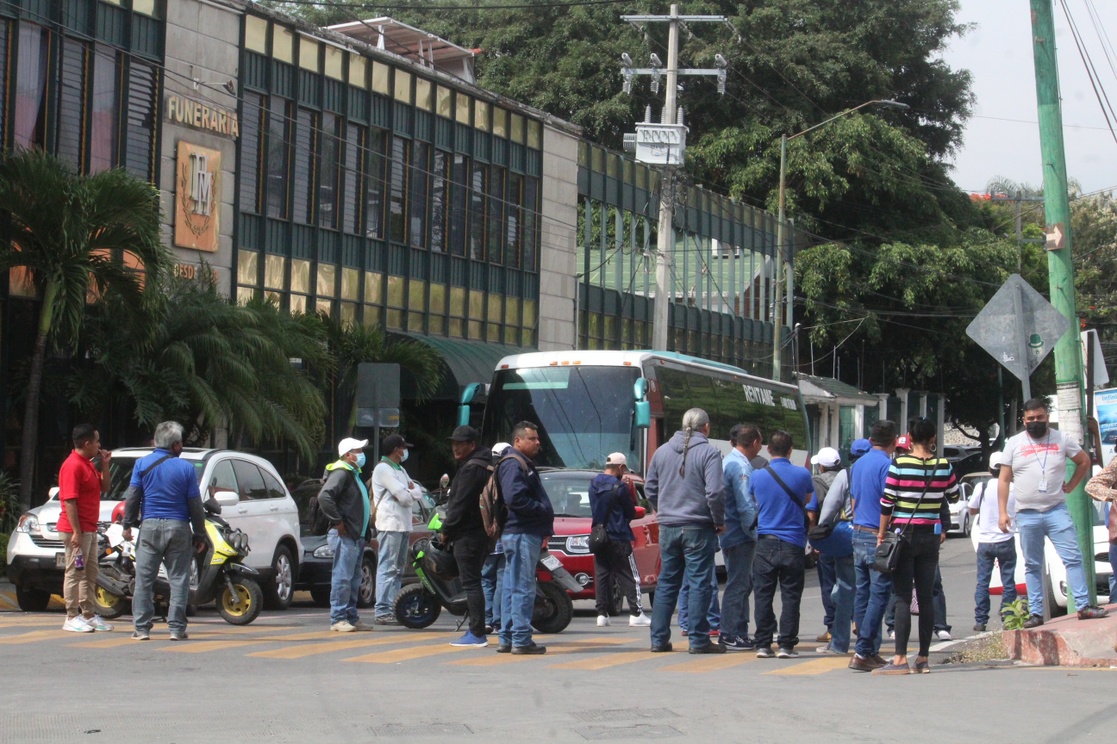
[337, 437, 368, 457]
[605, 452, 628, 467]
[492, 442, 511, 457]
[815, 447, 841, 468]
[989, 451, 1004, 469]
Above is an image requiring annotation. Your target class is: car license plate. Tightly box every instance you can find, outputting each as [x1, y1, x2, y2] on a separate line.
[55, 552, 66, 569]
[541, 554, 562, 571]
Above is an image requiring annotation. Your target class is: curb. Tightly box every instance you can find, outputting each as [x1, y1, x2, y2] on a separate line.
[1002, 603, 1117, 667]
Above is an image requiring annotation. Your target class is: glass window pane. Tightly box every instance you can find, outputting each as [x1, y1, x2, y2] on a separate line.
[237, 286, 256, 304]
[340, 302, 358, 327]
[341, 267, 359, 301]
[293, 108, 315, 223]
[430, 150, 447, 253]
[89, 45, 119, 172]
[408, 279, 425, 311]
[317, 263, 336, 297]
[523, 299, 536, 328]
[15, 24, 49, 150]
[56, 39, 86, 169]
[371, 61, 390, 94]
[316, 298, 334, 316]
[455, 92, 471, 125]
[386, 275, 404, 307]
[488, 294, 502, 323]
[468, 320, 482, 339]
[364, 271, 382, 304]
[394, 70, 412, 103]
[389, 137, 409, 243]
[475, 100, 489, 132]
[510, 113, 524, 143]
[343, 121, 360, 233]
[450, 154, 468, 257]
[429, 283, 446, 314]
[365, 128, 386, 238]
[291, 258, 311, 293]
[492, 108, 508, 138]
[469, 289, 484, 320]
[324, 46, 343, 80]
[238, 251, 259, 286]
[386, 309, 403, 330]
[267, 97, 290, 219]
[470, 163, 486, 260]
[245, 15, 268, 53]
[415, 77, 432, 110]
[527, 120, 542, 149]
[350, 55, 366, 86]
[240, 93, 263, 213]
[299, 37, 319, 71]
[487, 167, 505, 263]
[290, 294, 306, 314]
[409, 142, 429, 248]
[318, 113, 340, 228]
[273, 27, 294, 63]
[264, 254, 286, 289]
[436, 85, 453, 118]
[450, 286, 465, 317]
[449, 318, 463, 338]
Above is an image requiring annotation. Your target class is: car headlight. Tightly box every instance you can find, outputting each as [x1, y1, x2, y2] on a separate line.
[313, 544, 335, 559]
[15, 513, 38, 533]
[565, 535, 590, 555]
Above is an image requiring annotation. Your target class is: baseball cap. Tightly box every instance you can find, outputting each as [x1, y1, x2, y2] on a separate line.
[815, 447, 841, 468]
[491, 442, 511, 457]
[850, 438, 872, 457]
[337, 437, 368, 457]
[381, 433, 414, 452]
[895, 434, 912, 452]
[989, 451, 1004, 470]
[605, 452, 628, 467]
[448, 425, 480, 442]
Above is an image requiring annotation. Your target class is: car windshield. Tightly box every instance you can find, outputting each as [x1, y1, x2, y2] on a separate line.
[91, 455, 204, 502]
[538, 472, 594, 518]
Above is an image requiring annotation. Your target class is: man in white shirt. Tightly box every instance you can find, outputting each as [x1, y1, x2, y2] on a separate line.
[968, 452, 1017, 631]
[371, 433, 421, 623]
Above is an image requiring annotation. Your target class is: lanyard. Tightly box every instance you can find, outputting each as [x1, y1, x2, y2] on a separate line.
[1029, 432, 1050, 474]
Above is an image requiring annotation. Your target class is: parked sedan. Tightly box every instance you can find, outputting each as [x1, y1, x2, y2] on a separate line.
[539, 469, 660, 603]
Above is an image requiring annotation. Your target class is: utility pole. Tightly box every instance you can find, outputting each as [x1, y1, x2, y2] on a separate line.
[1030, 0, 1095, 605]
[620, 5, 727, 351]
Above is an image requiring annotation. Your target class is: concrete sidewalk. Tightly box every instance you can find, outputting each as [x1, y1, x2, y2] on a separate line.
[1004, 603, 1117, 667]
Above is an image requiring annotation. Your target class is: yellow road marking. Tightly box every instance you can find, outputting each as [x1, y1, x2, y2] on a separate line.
[0, 614, 70, 628]
[660, 653, 763, 673]
[551, 647, 655, 671]
[764, 657, 853, 675]
[448, 637, 633, 667]
[345, 643, 468, 663]
[165, 640, 272, 653]
[251, 632, 453, 660]
[70, 636, 140, 649]
[0, 629, 67, 643]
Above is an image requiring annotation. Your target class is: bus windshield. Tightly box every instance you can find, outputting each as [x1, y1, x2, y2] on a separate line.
[482, 365, 641, 471]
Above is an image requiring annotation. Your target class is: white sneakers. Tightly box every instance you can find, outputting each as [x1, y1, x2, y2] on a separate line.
[63, 615, 112, 633]
[934, 629, 953, 641]
[629, 613, 651, 627]
[596, 615, 611, 627]
[331, 620, 357, 632]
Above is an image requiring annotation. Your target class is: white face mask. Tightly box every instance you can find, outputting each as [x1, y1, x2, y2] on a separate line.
[401, 449, 409, 463]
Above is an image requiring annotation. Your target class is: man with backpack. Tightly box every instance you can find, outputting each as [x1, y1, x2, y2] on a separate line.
[316, 437, 375, 633]
[495, 422, 554, 655]
[589, 453, 649, 628]
[440, 425, 493, 647]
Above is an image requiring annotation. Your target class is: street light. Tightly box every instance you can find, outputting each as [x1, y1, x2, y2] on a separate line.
[771, 99, 909, 380]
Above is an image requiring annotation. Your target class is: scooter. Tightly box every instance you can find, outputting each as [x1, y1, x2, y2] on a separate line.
[93, 498, 264, 625]
[393, 510, 582, 633]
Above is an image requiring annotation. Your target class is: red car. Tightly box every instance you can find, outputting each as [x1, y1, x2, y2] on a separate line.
[538, 469, 660, 603]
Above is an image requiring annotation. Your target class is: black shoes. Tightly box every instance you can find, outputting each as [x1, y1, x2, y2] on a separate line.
[1077, 605, 1109, 620]
[1022, 615, 1044, 629]
[650, 642, 673, 652]
[689, 643, 727, 654]
[496, 644, 511, 653]
[511, 642, 546, 655]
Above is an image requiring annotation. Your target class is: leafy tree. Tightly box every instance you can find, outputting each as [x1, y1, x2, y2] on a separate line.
[0, 149, 168, 509]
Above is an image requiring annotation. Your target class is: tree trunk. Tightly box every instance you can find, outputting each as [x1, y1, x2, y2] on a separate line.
[17, 281, 58, 512]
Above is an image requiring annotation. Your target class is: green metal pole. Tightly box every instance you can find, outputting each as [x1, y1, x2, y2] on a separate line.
[1030, 0, 1096, 607]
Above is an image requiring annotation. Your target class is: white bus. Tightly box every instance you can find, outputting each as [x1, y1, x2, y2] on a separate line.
[459, 350, 810, 475]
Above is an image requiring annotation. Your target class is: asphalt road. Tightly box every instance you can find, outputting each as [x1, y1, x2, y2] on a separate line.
[1, 537, 1113, 744]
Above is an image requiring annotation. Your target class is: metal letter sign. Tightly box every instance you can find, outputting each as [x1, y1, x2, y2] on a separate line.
[633, 123, 688, 165]
[966, 273, 1070, 384]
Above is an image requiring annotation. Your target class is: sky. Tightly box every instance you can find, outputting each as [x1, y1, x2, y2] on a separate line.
[941, 0, 1117, 195]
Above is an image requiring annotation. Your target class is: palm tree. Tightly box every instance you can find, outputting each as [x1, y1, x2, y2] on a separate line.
[0, 149, 167, 509]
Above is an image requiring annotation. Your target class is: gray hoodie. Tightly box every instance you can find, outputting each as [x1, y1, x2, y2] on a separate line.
[645, 430, 725, 528]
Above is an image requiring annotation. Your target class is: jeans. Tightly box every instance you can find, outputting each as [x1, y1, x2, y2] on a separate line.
[677, 561, 721, 631]
[374, 531, 409, 618]
[328, 530, 365, 625]
[452, 532, 490, 636]
[720, 540, 756, 641]
[817, 553, 837, 630]
[752, 536, 806, 649]
[1110, 543, 1117, 599]
[133, 519, 193, 634]
[499, 532, 543, 648]
[482, 552, 506, 627]
[61, 531, 99, 618]
[975, 540, 1018, 625]
[853, 530, 892, 658]
[827, 553, 856, 653]
[650, 525, 718, 650]
[890, 528, 939, 658]
[1017, 504, 1091, 614]
[593, 540, 643, 617]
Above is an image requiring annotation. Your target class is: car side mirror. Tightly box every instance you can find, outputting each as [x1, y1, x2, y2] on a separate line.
[634, 506, 646, 518]
[213, 490, 239, 508]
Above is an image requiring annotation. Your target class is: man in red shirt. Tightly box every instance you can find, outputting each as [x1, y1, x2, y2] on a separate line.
[56, 424, 113, 633]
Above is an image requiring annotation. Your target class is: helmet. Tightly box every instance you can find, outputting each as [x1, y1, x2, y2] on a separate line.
[111, 501, 126, 524]
[420, 535, 459, 580]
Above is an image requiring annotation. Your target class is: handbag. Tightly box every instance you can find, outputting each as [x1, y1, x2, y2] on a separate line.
[871, 469, 933, 574]
[588, 523, 609, 554]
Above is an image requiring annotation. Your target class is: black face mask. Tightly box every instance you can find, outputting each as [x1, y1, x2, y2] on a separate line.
[1026, 421, 1048, 438]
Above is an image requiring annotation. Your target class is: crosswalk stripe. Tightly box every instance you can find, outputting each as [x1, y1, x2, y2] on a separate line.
[71, 636, 141, 649]
[251, 633, 454, 660]
[551, 646, 656, 671]
[448, 637, 633, 667]
[0, 630, 67, 643]
[344, 643, 468, 663]
[660, 653, 763, 672]
[763, 657, 852, 675]
[166, 640, 273, 653]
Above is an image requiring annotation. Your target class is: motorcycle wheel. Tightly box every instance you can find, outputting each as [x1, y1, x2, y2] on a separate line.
[217, 577, 263, 625]
[394, 584, 441, 629]
[532, 582, 573, 634]
[92, 585, 129, 619]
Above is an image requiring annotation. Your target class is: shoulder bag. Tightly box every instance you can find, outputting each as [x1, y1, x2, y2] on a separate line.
[871, 467, 933, 574]
[763, 465, 809, 531]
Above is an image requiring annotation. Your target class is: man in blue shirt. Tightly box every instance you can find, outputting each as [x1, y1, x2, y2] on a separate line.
[848, 419, 897, 671]
[749, 430, 813, 659]
[122, 421, 206, 641]
[718, 423, 762, 651]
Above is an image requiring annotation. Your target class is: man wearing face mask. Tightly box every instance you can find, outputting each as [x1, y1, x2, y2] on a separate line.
[371, 433, 422, 624]
[316, 437, 375, 632]
[999, 398, 1108, 627]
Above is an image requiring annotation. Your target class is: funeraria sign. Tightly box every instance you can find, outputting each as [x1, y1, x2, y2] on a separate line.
[174, 142, 220, 252]
[165, 93, 240, 138]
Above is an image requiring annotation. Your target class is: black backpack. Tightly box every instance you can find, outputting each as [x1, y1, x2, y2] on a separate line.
[307, 493, 332, 536]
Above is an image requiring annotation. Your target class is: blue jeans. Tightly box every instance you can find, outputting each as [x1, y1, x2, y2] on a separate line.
[133, 519, 193, 634]
[719, 540, 756, 641]
[752, 537, 806, 649]
[817, 553, 837, 630]
[975, 540, 1018, 625]
[828, 553, 855, 653]
[499, 532, 543, 648]
[1017, 504, 1091, 614]
[482, 552, 506, 627]
[374, 531, 409, 618]
[853, 529, 891, 658]
[677, 561, 721, 632]
[651, 525, 718, 650]
[328, 530, 365, 624]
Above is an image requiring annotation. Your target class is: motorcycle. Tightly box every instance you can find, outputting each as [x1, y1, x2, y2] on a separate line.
[93, 497, 264, 625]
[393, 509, 581, 633]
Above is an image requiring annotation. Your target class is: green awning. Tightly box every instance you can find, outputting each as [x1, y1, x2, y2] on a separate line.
[393, 334, 533, 400]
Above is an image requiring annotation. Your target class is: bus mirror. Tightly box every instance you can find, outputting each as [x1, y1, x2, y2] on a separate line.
[461, 382, 481, 405]
[457, 405, 471, 427]
[635, 400, 651, 429]
[633, 378, 648, 401]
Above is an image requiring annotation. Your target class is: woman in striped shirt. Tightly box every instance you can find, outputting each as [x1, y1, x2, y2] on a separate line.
[873, 417, 957, 675]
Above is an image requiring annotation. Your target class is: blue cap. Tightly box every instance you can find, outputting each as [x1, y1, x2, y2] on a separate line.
[850, 438, 872, 458]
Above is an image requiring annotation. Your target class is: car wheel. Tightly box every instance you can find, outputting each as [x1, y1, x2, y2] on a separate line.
[310, 587, 331, 607]
[1045, 573, 1068, 617]
[264, 545, 295, 610]
[15, 585, 51, 612]
[357, 554, 376, 609]
[962, 512, 972, 538]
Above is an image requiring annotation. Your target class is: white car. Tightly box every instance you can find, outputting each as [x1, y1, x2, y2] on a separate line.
[947, 474, 984, 536]
[6, 448, 303, 612]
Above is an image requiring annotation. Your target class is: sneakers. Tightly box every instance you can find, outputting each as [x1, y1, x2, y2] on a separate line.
[331, 620, 357, 632]
[934, 629, 953, 641]
[596, 615, 611, 627]
[815, 630, 831, 642]
[1022, 615, 1044, 629]
[511, 642, 546, 655]
[374, 614, 398, 625]
[887, 629, 895, 640]
[720, 636, 756, 652]
[815, 643, 847, 656]
[86, 615, 114, 632]
[350, 620, 376, 632]
[755, 646, 774, 658]
[776, 646, 798, 659]
[450, 631, 489, 647]
[169, 630, 188, 641]
[1078, 605, 1110, 620]
[62, 616, 94, 633]
[872, 660, 912, 675]
[484, 624, 495, 635]
[973, 623, 987, 632]
[629, 613, 651, 627]
[689, 643, 727, 654]
[131, 630, 150, 641]
[708, 628, 720, 639]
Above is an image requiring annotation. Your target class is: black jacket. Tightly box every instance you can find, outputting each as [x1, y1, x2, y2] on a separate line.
[316, 463, 369, 540]
[441, 447, 492, 539]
